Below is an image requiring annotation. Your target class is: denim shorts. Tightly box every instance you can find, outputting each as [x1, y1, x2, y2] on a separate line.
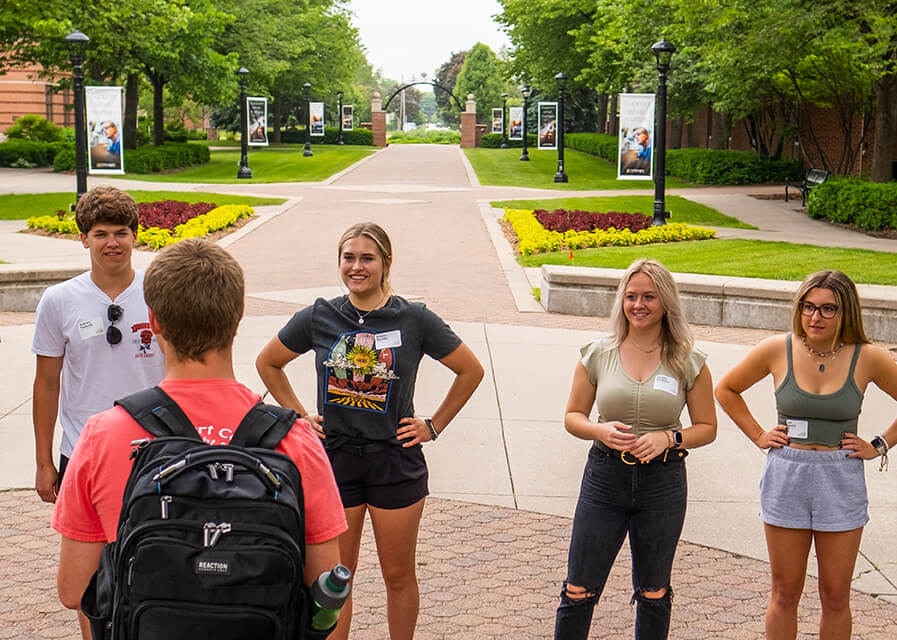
[326, 441, 428, 510]
[760, 446, 868, 531]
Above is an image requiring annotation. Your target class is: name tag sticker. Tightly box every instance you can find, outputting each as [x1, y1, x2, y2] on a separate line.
[786, 419, 809, 439]
[653, 374, 679, 396]
[375, 330, 402, 350]
[78, 317, 104, 341]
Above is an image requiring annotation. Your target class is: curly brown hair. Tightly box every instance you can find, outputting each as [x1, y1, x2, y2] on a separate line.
[74, 185, 139, 234]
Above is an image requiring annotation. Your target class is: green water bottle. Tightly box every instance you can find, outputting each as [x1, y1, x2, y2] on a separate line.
[310, 563, 352, 631]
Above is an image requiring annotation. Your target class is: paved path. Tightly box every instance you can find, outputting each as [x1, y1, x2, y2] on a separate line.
[2, 147, 897, 639]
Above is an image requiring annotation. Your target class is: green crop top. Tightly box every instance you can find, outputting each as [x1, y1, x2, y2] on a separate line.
[581, 337, 707, 437]
[775, 333, 864, 447]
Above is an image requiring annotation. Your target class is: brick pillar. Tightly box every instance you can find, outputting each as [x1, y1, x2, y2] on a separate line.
[460, 94, 477, 148]
[371, 92, 387, 147]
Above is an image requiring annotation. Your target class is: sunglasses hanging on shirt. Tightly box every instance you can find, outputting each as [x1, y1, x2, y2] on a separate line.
[106, 304, 123, 345]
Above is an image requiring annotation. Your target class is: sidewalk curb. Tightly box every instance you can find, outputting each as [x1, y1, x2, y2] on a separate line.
[458, 146, 481, 187]
[321, 146, 390, 185]
[479, 200, 543, 313]
[217, 197, 301, 248]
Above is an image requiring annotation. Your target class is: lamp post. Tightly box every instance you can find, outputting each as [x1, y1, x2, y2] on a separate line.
[651, 38, 676, 226]
[65, 30, 89, 203]
[520, 86, 531, 161]
[236, 67, 252, 179]
[336, 91, 344, 145]
[553, 72, 568, 183]
[500, 93, 508, 148]
[303, 82, 313, 157]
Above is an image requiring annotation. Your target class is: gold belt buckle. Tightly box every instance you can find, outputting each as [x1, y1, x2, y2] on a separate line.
[621, 450, 638, 465]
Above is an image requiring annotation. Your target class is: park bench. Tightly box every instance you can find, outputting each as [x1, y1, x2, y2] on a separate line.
[785, 169, 829, 207]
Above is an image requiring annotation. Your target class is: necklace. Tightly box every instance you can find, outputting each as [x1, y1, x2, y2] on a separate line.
[801, 336, 844, 372]
[345, 293, 389, 325]
[627, 338, 660, 354]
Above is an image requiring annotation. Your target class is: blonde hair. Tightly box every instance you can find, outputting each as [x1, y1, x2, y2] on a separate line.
[792, 270, 869, 347]
[337, 222, 393, 293]
[610, 258, 693, 381]
[144, 239, 244, 362]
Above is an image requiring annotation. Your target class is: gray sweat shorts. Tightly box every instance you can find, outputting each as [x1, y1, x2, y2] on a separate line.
[760, 446, 869, 532]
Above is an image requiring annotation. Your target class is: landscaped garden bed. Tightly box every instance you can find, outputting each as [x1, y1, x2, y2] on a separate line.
[504, 208, 716, 255]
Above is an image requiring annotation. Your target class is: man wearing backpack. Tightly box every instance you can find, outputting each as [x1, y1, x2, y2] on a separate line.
[52, 238, 347, 639]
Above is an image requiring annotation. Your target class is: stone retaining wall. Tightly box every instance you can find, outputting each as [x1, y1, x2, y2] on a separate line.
[0, 267, 83, 311]
[542, 265, 897, 342]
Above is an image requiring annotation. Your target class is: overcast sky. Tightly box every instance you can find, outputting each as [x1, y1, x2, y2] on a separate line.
[348, 0, 511, 87]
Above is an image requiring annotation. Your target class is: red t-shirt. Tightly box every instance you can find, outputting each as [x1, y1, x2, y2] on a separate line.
[52, 379, 347, 545]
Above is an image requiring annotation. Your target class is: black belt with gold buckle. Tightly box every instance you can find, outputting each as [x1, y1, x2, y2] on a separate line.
[594, 441, 687, 465]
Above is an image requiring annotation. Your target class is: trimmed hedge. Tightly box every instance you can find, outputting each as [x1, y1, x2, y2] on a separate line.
[53, 148, 77, 172]
[479, 132, 537, 148]
[566, 132, 617, 162]
[0, 139, 72, 167]
[278, 127, 373, 145]
[665, 149, 801, 184]
[808, 179, 897, 231]
[126, 143, 211, 173]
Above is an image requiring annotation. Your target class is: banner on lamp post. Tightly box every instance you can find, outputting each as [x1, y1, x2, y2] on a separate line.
[342, 105, 354, 131]
[86, 86, 124, 174]
[247, 97, 268, 146]
[537, 102, 558, 150]
[617, 93, 655, 180]
[508, 106, 523, 141]
[491, 108, 503, 134]
[309, 102, 325, 136]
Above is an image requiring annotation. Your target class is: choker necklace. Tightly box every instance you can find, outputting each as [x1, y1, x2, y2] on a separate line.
[627, 338, 660, 354]
[344, 293, 389, 325]
[801, 336, 843, 372]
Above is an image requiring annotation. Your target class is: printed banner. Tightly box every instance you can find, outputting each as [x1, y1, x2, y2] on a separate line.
[508, 106, 523, 141]
[247, 97, 268, 146]
[342, 105, 354, 131]
[538, 102, 558, 150]
[491, 108, 503, 134]
[617, 93, 656, 180]
[310, 102, 325, 136]
[86, 86, 124, 174]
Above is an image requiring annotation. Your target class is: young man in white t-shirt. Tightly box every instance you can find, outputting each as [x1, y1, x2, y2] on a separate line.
[32, 186, 165, 504]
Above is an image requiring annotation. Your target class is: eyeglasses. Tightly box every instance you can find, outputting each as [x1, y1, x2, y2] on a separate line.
[106, 304, 123, 345]
[800, 301, 838, 319]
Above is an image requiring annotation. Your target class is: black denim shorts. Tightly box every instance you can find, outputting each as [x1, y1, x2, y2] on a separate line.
[326, 441, 429, 510]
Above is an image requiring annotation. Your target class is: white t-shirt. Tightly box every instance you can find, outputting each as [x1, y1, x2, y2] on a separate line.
[32, 271, 165, 457]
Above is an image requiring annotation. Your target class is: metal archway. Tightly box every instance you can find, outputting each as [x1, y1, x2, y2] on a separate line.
[384, 81, 464, 112]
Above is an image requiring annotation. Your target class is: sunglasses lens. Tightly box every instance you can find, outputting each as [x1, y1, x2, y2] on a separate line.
[108, 304, 123, 322]
[106, 325, 122, 345]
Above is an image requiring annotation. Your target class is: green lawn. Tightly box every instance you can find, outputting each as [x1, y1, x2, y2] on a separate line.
[465, 147, 692, 190]
[492, 195, 754, 229]
[0, 191, 287, 220]
[519, 239, 897, 285]
[126, 144, 374, 183]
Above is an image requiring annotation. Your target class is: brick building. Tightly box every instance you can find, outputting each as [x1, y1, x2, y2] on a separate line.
[0, 64, 70, 136]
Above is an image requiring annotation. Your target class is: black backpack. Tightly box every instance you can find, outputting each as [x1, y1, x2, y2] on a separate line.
[81, 386, 322, 640]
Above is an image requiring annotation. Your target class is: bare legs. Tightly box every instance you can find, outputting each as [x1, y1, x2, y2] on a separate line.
[764, 524, 863, 640]
[327, 499, 425, 640]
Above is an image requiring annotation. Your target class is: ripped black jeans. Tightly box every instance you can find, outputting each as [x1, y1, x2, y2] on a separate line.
[555, 444, 687, 640]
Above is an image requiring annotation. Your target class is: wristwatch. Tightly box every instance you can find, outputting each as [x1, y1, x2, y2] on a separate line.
[425, 418, 439, 441]
[672, 430, 683, 449]
[871, 435, 888, 456]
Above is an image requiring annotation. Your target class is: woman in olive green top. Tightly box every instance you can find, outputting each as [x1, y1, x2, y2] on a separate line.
[715, 270, 897, 640]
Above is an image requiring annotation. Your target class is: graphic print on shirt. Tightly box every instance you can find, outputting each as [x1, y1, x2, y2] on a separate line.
[130, 322, 159, 359]
[323, 331, 400, 413]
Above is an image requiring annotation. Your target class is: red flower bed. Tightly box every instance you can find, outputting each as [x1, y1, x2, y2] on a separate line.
[137, 201, 217, 230]
[534, 209, 651, 233]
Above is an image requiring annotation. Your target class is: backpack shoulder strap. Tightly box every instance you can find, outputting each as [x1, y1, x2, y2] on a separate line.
[114, 386, 201, 441]
[229, 403, 298, 450]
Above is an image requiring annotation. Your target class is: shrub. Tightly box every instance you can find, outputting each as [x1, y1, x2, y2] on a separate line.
[138, 201, 217, 230]
[808, 178, 897, 230]
[665, 149, 801, 184]
[126, 142, 210, 173]
[388, 129, 461, 144]
[164, 121, 188, 142]
[0, 139, 73, 167]
[504, 208, 716, 255]
[479, 132, 537, 148]
[534, 209, 651, 233]
[279, 127, 373, 145]
[27, 212, 79, 234]
[565, 132, 618, 162]
[5, 114, 64, 142]
[53, 148, 77, 172]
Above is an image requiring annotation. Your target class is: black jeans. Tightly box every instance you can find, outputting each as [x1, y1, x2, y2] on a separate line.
[555, 445, 688, 640]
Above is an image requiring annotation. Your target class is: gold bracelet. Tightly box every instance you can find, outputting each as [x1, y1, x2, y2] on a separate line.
[666, 430, 675, 448]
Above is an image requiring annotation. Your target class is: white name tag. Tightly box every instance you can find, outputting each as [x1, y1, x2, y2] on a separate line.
[78, 317, 104, 341]
[653, 374, 679, 396]
[375, 330, 402, 350]
[786, 419, 809, 439]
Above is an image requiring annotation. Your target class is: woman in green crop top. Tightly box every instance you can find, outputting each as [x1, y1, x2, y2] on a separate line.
[716, 270, 897, 640]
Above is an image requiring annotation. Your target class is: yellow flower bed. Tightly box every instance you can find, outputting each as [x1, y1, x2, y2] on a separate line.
[27, 205, 254, 251]
[503, 208, 716, 255]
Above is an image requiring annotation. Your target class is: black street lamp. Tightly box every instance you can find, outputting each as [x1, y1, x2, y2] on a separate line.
[236, 67, 252, 179]
[303, 82, 313, 157]
[520, 86, 531, 161]
[65, 30, 89, 203]
[336, 91, 344, 145]
[554, 72, 568, 183]
[651, 38, 676, 226]
[500, 93, 508, 149]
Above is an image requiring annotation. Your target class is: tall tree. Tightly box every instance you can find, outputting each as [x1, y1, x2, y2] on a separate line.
[434, 50, 467, 125]
[452, 43, 505, 123]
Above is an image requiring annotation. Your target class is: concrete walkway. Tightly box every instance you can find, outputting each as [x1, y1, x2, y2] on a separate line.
[2, 147, 897, 639]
